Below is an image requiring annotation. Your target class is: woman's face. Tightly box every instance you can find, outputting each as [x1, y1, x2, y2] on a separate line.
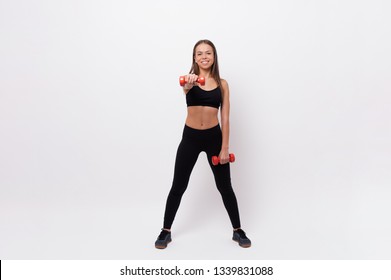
[194, 43, 214, 71]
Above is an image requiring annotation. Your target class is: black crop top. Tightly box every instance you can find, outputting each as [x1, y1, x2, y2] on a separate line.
[186, 86, 222, 109]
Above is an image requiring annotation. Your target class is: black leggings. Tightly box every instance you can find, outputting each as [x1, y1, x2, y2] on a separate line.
[163, 124, 241, 229]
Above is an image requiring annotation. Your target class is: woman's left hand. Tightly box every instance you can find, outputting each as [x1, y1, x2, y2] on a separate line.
[219, 149, 230, 164]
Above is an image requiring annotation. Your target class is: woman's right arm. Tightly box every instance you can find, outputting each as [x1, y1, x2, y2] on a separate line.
[182, 74, 199, 94]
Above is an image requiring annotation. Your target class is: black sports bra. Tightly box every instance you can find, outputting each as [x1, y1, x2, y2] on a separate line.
[186, 86, 222, 109]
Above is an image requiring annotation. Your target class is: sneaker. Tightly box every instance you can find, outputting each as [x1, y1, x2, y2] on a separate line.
[232, 229, 251, 248]
[155, 229, 172, 249]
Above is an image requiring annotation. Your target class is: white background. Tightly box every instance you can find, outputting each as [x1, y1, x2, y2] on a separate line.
[1, 0, 390, 259]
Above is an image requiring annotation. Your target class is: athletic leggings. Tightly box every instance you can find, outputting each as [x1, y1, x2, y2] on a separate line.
[163, 124, 241, 229]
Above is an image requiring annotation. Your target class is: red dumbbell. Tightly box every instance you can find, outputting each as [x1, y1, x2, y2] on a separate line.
[179, 75, 205, 86]
[212, 153, 235, 166]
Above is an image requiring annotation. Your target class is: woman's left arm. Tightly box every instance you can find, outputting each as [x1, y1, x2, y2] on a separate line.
[219, 79, 230, 164]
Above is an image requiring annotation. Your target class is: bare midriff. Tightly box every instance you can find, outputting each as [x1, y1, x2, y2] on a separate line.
[185, 106, 219, 129]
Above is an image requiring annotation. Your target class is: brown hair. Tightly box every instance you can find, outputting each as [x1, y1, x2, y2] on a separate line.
[189, 39, 221, 86]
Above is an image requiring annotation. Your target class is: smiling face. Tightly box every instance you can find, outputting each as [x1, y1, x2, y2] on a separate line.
[189, 39, 221, 84]
[194, 43, 215, 71]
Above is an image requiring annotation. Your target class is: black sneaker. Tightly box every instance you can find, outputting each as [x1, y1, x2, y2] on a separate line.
[232, 229, 251, 248]
[155, 229, 172, 249]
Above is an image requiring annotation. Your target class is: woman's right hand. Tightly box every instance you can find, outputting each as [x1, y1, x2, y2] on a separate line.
[183, 74, 199, 90]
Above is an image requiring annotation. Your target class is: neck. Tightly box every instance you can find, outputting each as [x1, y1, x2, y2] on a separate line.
[199, 69, 212, 78]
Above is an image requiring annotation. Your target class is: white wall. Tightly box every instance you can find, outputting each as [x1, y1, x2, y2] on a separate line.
[1, 0, 390, 259]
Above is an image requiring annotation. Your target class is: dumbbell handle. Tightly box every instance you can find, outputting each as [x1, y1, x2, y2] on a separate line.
[179, 76, 205, 86]
[212, 153, 235, 166]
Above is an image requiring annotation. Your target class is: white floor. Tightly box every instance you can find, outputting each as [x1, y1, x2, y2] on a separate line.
[1, 180, 390, 260]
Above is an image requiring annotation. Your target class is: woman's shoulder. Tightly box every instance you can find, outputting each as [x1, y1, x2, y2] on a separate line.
[219, 78, 229, 91]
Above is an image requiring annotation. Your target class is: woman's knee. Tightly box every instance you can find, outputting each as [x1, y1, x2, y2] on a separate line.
[168, 183, 188, 198]
[216, 181, 235, 195]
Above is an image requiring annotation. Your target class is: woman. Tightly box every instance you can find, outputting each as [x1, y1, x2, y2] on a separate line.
[155, 39, 251, 249]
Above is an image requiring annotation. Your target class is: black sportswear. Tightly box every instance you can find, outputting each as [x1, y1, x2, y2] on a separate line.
[186, 86, 222, 109]
[163, 124, 241, 229]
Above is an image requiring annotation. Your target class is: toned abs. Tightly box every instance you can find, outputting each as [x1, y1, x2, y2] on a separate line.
[185, 106, 219, 129]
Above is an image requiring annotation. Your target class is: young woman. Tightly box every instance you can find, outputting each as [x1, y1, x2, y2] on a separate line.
[155, 39, 251, 249]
